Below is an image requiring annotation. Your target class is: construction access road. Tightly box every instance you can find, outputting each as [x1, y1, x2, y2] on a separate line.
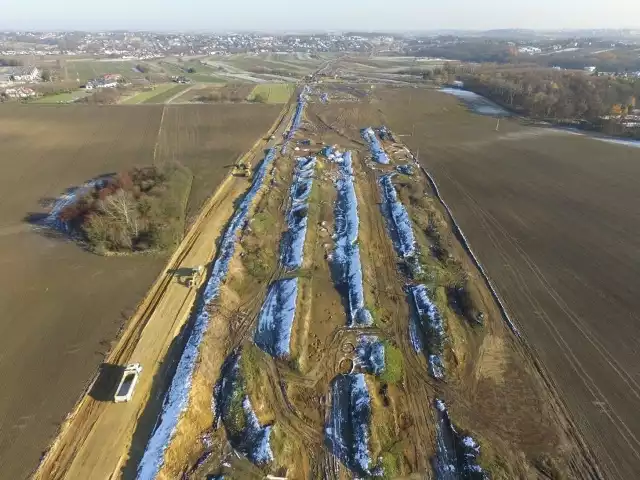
[33, 100, 296, 480]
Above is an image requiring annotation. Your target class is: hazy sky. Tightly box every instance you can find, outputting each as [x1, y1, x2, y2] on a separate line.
[1, 0, 639, 31]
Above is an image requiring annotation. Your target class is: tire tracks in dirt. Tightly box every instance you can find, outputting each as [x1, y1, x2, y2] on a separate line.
[431, 163, 606, 479]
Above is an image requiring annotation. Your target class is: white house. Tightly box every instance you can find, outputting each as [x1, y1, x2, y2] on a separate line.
[0, 66, 40, 85]
[2, 86, 36, 98]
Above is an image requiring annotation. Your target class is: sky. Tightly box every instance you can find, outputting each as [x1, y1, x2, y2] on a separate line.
[1, 0, 639, 32]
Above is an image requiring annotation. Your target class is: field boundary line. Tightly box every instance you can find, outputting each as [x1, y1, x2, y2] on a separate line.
[153, 105, 167, 162]
[166, 84, 195, 105]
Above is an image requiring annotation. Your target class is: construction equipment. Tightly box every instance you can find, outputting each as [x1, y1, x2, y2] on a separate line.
[114, 363, 143, 403]
[232, 160, 252, 178]
[185, 265, 205, 288]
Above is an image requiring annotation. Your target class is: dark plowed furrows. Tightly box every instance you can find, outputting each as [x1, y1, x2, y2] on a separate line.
[425, 163, 606, 479]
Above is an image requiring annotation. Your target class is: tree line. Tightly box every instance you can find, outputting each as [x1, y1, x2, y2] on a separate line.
[446, 66, 640, 121]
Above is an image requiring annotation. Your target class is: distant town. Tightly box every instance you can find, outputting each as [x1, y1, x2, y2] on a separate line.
[0, 31, 385, 58]
[2, 28, 640, 139]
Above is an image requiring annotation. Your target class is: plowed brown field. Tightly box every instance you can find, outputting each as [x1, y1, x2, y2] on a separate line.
[377, 88, 640, 479]
[156, 103, 281, 218]
[0, 103, 281, 479]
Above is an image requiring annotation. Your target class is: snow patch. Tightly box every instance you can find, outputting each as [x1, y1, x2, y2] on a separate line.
[396, 164, 414, 176]
[355, 336, 385, 375]
[379, 174, 416, 258]
[136, 148, 276, 480]
[282, 87, 309, 154]
[361, 127, 390, 164]
[44, 179, 106, 233]
[440, 88, 510, 117]
[254, 278, 298, 358]
[331, 151, 372, 327]
[433, 399, 486, 480]
[410, 285, 446, 380]
[280, 156, 316, 270]
[325, 373, 372, 475]
[214, 353, 273, 465]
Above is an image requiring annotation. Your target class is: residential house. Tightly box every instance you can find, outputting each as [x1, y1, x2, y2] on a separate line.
[0, 66, 40, 85]
[2, 86, 36, 98]
[85, 73, 121, 90]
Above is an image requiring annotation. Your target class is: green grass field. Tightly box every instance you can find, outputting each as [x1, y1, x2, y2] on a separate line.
[121, 84, 181, 104]
[142, 84, 190, 104]
[155, 60, 226, 84]
[247, 83, 294, 104]
[32, 91, 91, 104]
[65, 60, 143, 83]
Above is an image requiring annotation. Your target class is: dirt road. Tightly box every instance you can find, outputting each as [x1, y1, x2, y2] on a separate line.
[33, 101, 295, 480]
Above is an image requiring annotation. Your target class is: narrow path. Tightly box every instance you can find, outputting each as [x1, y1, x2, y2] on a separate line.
[166, 84, 196, 104]
[152, 105, 167, 163]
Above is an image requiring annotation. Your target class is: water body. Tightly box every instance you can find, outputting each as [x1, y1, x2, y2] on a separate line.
[440, 87, 511, 117]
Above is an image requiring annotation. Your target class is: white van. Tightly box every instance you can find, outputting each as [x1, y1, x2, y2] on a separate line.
[114, 363, 143, 403]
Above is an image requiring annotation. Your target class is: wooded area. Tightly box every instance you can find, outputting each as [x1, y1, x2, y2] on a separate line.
[431, 64, 640, 137]
[59, 164, 192, 253]
[461, 69, 640, 119]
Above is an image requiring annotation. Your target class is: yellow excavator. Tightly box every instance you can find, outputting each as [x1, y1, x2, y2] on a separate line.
[232, 160, 252, 178]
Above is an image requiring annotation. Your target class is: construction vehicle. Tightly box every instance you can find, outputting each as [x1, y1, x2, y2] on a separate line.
[232, 160, 252, 178]
[185, 265, 205, 288]
[114, 363, 143, 403]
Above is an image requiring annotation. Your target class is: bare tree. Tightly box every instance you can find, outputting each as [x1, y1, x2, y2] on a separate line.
[100, 189, 139, 239]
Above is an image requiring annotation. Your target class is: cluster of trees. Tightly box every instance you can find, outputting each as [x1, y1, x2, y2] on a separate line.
[195, 86, 248, 103]
[456, 68, 640, 121]
[135, 64, 149, 74]
[409, 39, 513, 63]
[78, 87, 126, 105]
[408, 38, 640, 74]
[59, 164, 192, 253]
[536, 50, 640, 73]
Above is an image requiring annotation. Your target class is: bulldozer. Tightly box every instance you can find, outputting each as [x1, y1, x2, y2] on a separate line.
[232, 160, 252, 178]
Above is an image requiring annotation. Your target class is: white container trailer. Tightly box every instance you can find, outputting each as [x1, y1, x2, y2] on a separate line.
[114, 363, 143, 403]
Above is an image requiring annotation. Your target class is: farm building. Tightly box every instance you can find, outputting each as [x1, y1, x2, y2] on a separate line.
[2, 86, 36, 98]
[85, 74, 122, 90]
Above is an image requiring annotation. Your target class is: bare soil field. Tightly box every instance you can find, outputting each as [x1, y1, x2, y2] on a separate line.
[0, 102, 282, 479]
[155, 103, 282, 218]
[375, 87, 640, 479]
[140, 92, 596, 480]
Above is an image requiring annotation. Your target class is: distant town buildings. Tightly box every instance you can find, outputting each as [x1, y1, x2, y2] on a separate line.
[1, 86, 35, 98]
[518, 46, 542, 54]
[0, 66, 40, 85]
[0, 31, 377, 59]
[84, 73, 122, 89]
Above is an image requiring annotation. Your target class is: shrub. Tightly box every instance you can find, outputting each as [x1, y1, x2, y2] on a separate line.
[62, 163, 192, 254]
[380, 341, 404, 384]
[381, 452, 399, 479]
